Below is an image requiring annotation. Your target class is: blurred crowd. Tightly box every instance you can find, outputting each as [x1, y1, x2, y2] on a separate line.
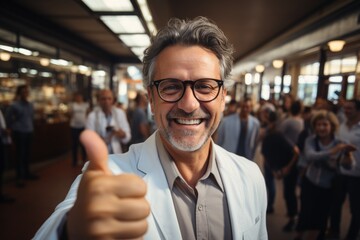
[0, 86, 153, 201]
[1, 84, 359, 240]
[215, 94, 360, 240]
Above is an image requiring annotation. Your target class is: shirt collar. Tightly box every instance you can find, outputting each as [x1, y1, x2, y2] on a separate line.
[155, 132, 224, 192]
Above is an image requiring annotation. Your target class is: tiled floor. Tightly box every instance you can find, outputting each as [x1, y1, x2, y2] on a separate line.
[0, 151, 353, 240]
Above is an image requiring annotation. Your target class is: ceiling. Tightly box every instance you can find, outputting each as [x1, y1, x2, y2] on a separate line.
[1, 0, 360, 73]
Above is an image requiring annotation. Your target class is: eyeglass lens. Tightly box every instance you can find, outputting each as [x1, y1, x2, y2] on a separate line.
[157, 79, 222, 102]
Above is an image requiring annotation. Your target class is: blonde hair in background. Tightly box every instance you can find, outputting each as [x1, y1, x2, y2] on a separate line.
[310, 110, 340, 134]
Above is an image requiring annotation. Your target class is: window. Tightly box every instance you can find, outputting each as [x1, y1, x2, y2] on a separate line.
[298, 75, 318, 105]
[283, 75, 291, 93]
[346, 75, 355, 100]
[324, 55, 357, 75]
[325, 59, 341, 75]
[298, 62, 319, 105]
[327, 76, 342, 101]
[261, 79, 270, 100]
[341, 56, 357, 73]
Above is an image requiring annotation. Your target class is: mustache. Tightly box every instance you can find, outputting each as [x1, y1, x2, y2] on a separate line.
[167, 109, 210, 119]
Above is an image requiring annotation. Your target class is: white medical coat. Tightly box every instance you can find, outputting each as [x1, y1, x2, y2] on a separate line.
[34, 132, 268, 240]
[86, 106, 131, 154]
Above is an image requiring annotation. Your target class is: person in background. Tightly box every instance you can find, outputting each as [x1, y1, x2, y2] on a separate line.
[294, 110, 355, 240]
[256, 101, 276, 143]
[277, 100, 303, 232]
[129, 91, 150, 145]
[86, 89, 131, 154]
[216, 97, 260, 160]
[328, 99, 360, 240]
[5, 85, 37, 188]
[224, 99, 238, 116]
[296, 106, 313, 183]
[277, 93, 294, 123]
[34, 17, 267, 240]
[68, 92, 89, 167]
[0, 109, 14, 203]
[261, 111, 299, 217]
[335, 96, 346, 124]
[279, 100, 304, 146]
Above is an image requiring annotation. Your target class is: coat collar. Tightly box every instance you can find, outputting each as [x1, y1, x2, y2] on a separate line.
[214, 145, 260, 237]
[135, 133, 257, 239]
[137, 133, 183, 239]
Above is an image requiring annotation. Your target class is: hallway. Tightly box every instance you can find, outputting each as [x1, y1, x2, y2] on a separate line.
[0, 152, 353, 240]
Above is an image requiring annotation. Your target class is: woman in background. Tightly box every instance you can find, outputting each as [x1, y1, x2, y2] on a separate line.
[294, 110, 355, 240]
[69, 92, 89, 167]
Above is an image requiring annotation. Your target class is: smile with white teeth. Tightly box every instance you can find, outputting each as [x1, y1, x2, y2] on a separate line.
[174, 118, 202, 125]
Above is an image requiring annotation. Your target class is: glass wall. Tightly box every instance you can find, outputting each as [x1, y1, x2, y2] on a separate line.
[327, 75, 343, 101]
[324, 55, 357, 101]
[297, 62, 319, 105]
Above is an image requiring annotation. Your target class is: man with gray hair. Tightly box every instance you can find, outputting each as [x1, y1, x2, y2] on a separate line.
[86, 89, 131, 154]
[34, 17, 268, 240]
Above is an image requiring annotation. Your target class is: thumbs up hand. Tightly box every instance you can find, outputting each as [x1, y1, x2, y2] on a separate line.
[67, 130, 150, 239]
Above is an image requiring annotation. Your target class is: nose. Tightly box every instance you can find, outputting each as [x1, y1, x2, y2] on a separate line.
[177, 85, 200, 113]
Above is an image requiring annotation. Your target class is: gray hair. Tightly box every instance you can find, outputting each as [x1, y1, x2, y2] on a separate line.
[142, 17, 234, 89]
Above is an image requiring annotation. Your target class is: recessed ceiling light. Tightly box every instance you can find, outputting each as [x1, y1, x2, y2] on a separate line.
[82, 0, 134, 12]
[101, 16, 145, 33]
[119, 34, 150, 47]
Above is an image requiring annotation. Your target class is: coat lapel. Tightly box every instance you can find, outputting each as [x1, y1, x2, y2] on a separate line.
[215, 145, 255, 239]
[137, 134, 182, 240]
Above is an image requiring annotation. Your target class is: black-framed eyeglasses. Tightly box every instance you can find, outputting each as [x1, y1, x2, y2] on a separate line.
[150, 78, 224, 103]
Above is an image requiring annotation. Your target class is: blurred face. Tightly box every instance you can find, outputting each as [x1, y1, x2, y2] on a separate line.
[283, 96, 292, 110]
[99, 90, 114, 113]
[74, 94, 83, 103]
[259, 110, 270, 124]
[240, 100, 252, 118]
[314, 118, 332, 139]
[344, 101, 356, 120]
[228, 103, 237, 114]
[20, 87, 29, 100]
[148, 45, 226, 152]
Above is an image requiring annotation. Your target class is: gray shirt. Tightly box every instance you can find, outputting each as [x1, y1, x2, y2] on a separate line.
[156, 133, 232, 240]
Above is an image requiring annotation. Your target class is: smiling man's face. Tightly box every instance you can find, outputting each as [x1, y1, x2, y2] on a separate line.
[148, 44, 226, 153]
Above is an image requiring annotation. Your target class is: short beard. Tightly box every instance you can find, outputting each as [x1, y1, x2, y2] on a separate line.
[159, 125, 216, 152]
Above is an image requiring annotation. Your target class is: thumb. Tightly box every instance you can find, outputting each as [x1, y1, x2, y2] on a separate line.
[80, 130, 112, 175]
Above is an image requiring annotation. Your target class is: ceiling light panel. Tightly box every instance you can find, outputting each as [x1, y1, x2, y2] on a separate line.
[131, 47, 147, 57]
[82, 0, 134, 11]
[119, 34, 150, 47]
[137, 0, 152, 22]
[101, 16, 145, 33]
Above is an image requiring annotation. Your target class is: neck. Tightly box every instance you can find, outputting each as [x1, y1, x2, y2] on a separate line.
[162, 136, 211, 188]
